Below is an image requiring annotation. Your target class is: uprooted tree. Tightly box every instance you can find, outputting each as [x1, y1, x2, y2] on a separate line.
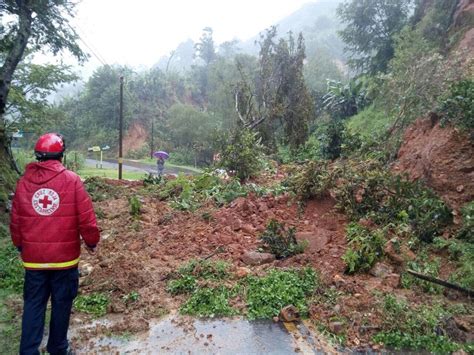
[0, 0, 86, 204]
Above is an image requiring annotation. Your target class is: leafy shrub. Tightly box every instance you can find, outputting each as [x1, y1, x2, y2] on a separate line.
[245, 268, 319, 319]
[457, 201, 474, 242]
[217, 128, 264, 181]
[260, 220, 306, 259]
[143, 173, 162, 186]
[64, 151, 85, 172]
[285, 160, 332, 200]
[73, 293, 109, 317]
[373, 295, 462, 353]
[342, 223, 385, 274]
[439, 79, 474, 132]
[450, 244, 474, 290]
[128, 196, 141, 217]
[180, 286, 238, 317]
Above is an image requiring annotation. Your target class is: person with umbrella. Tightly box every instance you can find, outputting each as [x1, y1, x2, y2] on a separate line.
[154, 151, 169, 176]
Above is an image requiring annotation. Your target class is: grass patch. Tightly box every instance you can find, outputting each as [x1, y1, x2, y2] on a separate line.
[346, 105, 393, 138]
[73, 293, 110, 317]
[77, 167, 146, 180]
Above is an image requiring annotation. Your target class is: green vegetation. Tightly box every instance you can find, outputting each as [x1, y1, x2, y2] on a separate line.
[245, 268, 318, 319]
[180, 286, 238, 317]
[401, 251, 443, 294]
[73, 293, 110, 317]
[78, 167, 146, 180]
[259, 220, 306, 259]
[439, 79, 474, 132]
[128, 196, 142, 218]
[84, 177, 123, 202]
[373, 295, 466, 353]
[342, 223, 385, 274]
[167, 260, 319, 320]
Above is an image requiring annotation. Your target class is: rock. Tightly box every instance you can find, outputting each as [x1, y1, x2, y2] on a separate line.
[79, 263, 93, 276]
[384, 240, 416, 265]
[354, 293, 362, 298]
[241, 251, 275, 266]
[332, 274, 346, 287]
[241, 224, 255, 235]
[129, 241, 142, 252]
[235, 267, 251, 278]
[383, 273, 401, 288]
[111, 302, 126, 313]
[232, 219, 243, 231]
[272, 316, 280, 323]
[456, 185, 464, 193]
[280, 305, 300, 322]
[329, 321, 345, 334]
[369, 262, 393, 278]
[333, 304, 342, 314]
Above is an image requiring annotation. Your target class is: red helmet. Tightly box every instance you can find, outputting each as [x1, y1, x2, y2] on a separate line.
[34, 133, 66, 160]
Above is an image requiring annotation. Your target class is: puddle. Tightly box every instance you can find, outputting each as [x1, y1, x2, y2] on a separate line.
[71, 315, 334, 354]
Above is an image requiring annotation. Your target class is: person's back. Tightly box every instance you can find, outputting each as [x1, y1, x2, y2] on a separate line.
[10, 133, 100, 355]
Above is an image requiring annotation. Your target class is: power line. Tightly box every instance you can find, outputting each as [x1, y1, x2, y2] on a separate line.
[66, 22, 108, 66]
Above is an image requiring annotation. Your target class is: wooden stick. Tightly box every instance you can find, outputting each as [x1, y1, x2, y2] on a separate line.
[407, 269, 473, 297]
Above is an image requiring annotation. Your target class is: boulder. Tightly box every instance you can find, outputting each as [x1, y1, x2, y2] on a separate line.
[241, 251, 275, 266]
[369, 262, 393, 278]
[279, 305, 300, 322]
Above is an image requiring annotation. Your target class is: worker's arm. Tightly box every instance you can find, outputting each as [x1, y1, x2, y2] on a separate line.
[75, 178, 100, 248]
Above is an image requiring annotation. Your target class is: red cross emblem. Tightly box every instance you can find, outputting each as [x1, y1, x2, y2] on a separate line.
[32, 188, 60, 216]
[39, 195, 52, 209]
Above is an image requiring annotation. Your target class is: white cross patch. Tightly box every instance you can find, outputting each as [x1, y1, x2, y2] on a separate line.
[32, 188, 60, 216]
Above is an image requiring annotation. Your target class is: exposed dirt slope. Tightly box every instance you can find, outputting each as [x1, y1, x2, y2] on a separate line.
[393, 116, 474, 213]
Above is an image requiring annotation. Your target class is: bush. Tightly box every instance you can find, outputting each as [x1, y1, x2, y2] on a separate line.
[439, 79, 474, 132]
[180, 286, 238, 317]
[285, 160, 332, 200]
[342, 223, 385, 274]
[0, 243, 24, 292]
[457, 201, 474, 242]
[128, 196, 141, 217]
[217, 128, 264, 181]
[260, 220, 306, 259]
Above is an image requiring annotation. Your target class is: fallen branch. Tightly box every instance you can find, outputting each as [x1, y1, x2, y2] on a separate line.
[407, 269, 473, 297]
[203, 245, 225, 260]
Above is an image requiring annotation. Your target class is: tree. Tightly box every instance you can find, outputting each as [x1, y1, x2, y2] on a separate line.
[337, 0, 412, 74]
[234, 28, 313, 150]
[194, 27, 217, 66]
[0, 0, 85, 199]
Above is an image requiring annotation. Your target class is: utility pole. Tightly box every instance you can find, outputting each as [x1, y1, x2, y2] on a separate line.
[118, 76, 123, 180]
[150, 117, 154, 159]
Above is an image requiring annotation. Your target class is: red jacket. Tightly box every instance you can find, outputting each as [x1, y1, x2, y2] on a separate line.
[10, 160, 100, 270]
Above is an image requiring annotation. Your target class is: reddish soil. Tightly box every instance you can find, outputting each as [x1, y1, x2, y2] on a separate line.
[123, 121, 148, 155]
[73, 175, 473, 350]
[393, 116, 474, 214]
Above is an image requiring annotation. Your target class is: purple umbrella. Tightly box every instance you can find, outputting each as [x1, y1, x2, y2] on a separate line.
[153, 151, 169, 159]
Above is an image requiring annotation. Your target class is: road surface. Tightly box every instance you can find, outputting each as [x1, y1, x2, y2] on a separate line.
[85, 159, 198, 176]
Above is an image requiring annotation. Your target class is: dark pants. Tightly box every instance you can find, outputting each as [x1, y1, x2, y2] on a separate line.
[20, 268, 79, 355]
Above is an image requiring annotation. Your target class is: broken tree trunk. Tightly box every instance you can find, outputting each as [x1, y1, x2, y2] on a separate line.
[407, 269, 473, 297]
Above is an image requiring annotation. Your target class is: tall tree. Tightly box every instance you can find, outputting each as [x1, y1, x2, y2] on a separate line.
[0, 0, 85, 192]
[337, 0, 412, 74]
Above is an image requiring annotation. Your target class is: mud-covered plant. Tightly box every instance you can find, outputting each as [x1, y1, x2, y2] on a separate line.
[342, 222, 385, 274]
[373, 295, 462, 353]
[84, 177, 121, 202]
[245, 268, 319, 319]
[260, 220, 305, 259]
[401, 252, 442, 294]
[143, 173, 162, 186]
[285, 160, 332, 200]
[128, 196, 141, 217]
[73, 293, 110, 317]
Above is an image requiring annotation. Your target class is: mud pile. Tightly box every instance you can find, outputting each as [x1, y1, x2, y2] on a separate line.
[393, 116, 474, 212]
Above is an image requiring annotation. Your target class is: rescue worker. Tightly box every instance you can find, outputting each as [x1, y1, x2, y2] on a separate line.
[10, 132, 100, 355]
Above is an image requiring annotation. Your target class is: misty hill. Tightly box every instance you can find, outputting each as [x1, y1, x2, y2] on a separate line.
[155, 0, 345, 72]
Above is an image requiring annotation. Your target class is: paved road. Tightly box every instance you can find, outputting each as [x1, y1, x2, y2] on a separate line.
[72, 316, 335, 354]
[85, 159, 198, 176]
